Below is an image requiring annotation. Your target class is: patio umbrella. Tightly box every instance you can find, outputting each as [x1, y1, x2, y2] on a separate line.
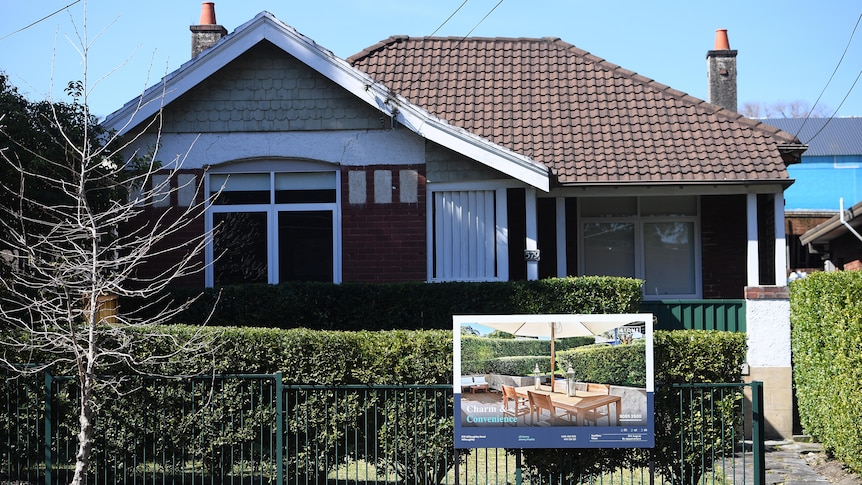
[457, 314, 650, 392]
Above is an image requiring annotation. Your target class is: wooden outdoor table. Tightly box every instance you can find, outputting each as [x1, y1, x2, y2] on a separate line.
[514, 385, 621, 426]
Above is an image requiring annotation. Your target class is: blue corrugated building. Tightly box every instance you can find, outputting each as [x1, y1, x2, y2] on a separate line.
[766, 118, 862, 271]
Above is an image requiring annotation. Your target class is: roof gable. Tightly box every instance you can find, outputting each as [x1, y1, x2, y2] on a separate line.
[157, 40, 387, 133]
[349, 36, 803, 186]
[102, 13, 549, 191]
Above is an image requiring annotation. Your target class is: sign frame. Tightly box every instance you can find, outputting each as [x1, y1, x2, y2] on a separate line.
[453, 313, 655, 449]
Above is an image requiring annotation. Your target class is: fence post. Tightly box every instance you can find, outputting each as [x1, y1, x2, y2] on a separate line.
[515, 448, 523, 485]
[44, 371, 52, 485]
[274, 372, 284, 485]
[751, 381, 765, 485]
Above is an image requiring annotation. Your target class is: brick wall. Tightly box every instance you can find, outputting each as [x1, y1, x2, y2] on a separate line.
[701, 194, 747, 298]
[341, 165, 427, 282]
[125, 169, 207, 287]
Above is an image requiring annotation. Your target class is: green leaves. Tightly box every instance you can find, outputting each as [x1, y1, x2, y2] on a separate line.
[791, 271, 862, 475]
[151, 276, 643, 330]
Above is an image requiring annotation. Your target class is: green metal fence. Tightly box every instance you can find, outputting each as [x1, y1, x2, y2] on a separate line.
[2, 371, 764, 485]
[641, 300, 747, 332]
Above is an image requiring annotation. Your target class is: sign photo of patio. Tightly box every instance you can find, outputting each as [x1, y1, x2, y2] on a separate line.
[453, 314, 654, 449]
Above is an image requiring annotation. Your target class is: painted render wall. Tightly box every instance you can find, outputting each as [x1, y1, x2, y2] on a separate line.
[744, 286, 793, 439]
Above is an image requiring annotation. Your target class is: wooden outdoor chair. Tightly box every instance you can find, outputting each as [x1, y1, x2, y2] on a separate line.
[527, 391, 570, 426]
[584, 383, 612, 425]
[501, 385, 529, 424]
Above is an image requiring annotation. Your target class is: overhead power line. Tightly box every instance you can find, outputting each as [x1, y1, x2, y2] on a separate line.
[0, 0, 82, 42]
[429, 0, 470, 37]
[794, 12, 862, 143]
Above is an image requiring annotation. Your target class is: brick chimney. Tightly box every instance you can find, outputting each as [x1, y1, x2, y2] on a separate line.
[706, 29, 738, 112]
[190, 2, 227, 58]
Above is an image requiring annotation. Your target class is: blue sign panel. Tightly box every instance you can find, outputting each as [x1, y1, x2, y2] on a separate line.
[453, 314, 655, 449]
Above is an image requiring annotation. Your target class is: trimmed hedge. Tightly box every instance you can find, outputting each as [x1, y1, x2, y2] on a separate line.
[125, 326, 452, 384]
[790, 271, 862, 475]
[557, 341, 646, 387]
[460, 335, 594, 375]
[144, 276, 642, 329]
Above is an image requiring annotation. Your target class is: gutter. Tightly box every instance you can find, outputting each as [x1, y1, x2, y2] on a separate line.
[777, 143, 808, 165]
[839, 198, 862, 245]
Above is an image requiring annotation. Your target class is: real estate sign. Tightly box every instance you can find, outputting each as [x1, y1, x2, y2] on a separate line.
[453, 314, 654, 449]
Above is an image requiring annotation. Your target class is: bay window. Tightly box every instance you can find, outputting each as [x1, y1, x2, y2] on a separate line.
[580, 196, 700, 299]
[205, 165, 340, 286]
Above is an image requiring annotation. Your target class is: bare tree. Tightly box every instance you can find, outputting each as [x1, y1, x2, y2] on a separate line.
[0, 5, 216, 485]
[741, 100, 830, 118]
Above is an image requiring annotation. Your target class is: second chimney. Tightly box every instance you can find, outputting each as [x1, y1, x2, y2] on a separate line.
[706, 29, 738, 112]
[191, 2, 227, 58]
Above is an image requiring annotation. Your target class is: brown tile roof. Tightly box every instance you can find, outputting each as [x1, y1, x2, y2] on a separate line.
[348, 36, 801, 186]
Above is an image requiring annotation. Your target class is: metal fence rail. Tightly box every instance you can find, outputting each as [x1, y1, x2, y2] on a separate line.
[1, 371, 764, 485]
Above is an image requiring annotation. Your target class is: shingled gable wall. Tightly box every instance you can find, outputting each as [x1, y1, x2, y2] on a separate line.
[156, 41, 387, 134]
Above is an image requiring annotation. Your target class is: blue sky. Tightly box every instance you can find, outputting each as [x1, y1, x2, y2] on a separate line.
[2, 1, 861, 122]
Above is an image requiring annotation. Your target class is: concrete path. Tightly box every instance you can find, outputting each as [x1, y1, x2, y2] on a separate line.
[765, 440, 829, 484]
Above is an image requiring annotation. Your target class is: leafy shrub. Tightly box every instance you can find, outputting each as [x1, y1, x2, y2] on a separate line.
[557, 341, 646, 387]
[460, 335, 594, 375]
[144, 276, 642, 329]
[791, 271, 862, 475]
[465, 355, 551, 376]
[461, 335, 594, 363]
[650, 330, 747, 484]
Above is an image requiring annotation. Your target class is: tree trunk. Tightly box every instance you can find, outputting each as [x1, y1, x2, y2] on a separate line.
[70, 374, 95, 485]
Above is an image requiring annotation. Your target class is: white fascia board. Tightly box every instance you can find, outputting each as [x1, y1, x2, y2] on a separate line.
[102, 13, 549, 191]
[262, 19, 550, 191]
[394, 103, 549, 192]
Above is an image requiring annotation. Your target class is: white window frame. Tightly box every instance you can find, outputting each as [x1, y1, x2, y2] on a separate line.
[204, 163, 342, 287]
[577, 196, 702, 300]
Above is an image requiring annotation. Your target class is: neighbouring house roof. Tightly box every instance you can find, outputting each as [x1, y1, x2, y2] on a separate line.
[348, 36, 805, 187]
[101, 12, 550, 191]
[800, 198, 862, 247]
[764, 118, 862, 157]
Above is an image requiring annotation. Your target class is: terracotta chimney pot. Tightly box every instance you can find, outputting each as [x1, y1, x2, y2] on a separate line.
[200, 2, 217, 25]
[191, 2, 226, 58]
[714, 29, 730, 50]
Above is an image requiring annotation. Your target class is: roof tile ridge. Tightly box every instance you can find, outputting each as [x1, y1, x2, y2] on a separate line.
[736, 114, 800, 144]
[697, 104, 800, 143]
[552, 37, 801, 145]
[346, 35, 411, 64]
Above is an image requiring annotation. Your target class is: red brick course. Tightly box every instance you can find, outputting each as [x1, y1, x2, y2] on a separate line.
[341, 165, 427, 282]
[744, 286, 789, 300]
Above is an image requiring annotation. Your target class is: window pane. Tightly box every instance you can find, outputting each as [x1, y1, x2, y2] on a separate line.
[278, 211, 333, 282]
[580, 197, 636, 217]
[211, 173, 270, 205]
[641, 196, 697, 216]
[275, 172, 336, 203]
[644, 221, 695, 295]
[582, 222, 635, 277]
[213, 212, 268, 285]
